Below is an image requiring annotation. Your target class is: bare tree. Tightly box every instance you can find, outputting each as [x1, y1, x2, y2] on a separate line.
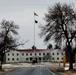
[39, 3, 76, 70]
[47, 43, 53, 49]
[0, 20, 24, 70]
[32, 45, 37, 50]
[54, 44, 61, 49]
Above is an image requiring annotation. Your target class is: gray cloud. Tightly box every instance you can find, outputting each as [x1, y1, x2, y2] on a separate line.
[0, 0, 75, 49]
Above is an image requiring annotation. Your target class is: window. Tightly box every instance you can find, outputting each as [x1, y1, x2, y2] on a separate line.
[47, 53, 49, 55]
[57, 58, 59, 60]
[30, 58, 32, 61]
[43, 58, 45, 60]
[52, 53, 54, 55]
[8, 58, 10, 61]
[12, 58, 14, 61]
[26, 58, 28, 60]
[39, 58, 41, 60]
[17, 58, 19, 61]
[57, 53, 59, 55]
[43, 53, 45, 55]
[8, 53, 10, 56]
[35, 53, 36, 56]
[39, 53, 41, 55]
[62, 52, 64, 55]
[12, 53, 14, 56]
[22, 53, 24, 56]
[30, 53, 32, 56]
[17, 53, 19, 56]
[26, 53, 28, 56]
[52, 58, 54, 60]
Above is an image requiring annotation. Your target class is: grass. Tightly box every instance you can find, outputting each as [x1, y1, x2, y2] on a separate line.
[58, 69, 76, 75]
[0, 68, 15, 74]
[51, 67, 76, 75]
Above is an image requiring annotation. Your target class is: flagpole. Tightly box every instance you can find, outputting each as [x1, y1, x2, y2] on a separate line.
[33, 12, 38, 62]
[34, 12, 35, 53]
[33, 12, 38, 53]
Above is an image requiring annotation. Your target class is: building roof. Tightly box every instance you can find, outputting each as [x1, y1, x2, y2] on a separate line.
[17, 49, 51, 53]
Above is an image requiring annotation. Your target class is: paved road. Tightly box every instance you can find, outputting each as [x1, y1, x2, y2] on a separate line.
[1, 67, 61, 75]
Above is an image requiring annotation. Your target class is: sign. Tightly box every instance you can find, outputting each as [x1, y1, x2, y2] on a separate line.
[62, 56, 66, 63]
[62, 56, 66, 67]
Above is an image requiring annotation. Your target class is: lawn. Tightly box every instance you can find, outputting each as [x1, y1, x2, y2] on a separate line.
[0, 68, 15, 74]
[51, 67, 76, 75]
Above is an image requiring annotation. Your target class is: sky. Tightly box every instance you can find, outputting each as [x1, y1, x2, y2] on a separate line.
[0, 0, 76, 49]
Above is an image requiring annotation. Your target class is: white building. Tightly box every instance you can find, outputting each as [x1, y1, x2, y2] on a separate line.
[6, 49, 51, 63]
[5, 49, 65, 63]
[51, 49, 65, 62]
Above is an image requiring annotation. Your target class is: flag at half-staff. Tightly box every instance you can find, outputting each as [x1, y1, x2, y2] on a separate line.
[34, 12, 38, 23]
[35, 20, 38, 23]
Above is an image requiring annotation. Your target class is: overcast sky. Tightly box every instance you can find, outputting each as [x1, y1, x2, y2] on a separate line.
[0, 0, 76, 49]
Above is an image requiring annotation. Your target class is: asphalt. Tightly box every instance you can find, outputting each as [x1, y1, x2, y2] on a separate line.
[1, 67, 61, 75]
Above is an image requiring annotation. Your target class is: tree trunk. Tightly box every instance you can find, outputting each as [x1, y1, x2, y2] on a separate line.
[0, 64, 2, 71]
[67, 45, 73, 70]
[69, 58, 73, 70]
[0, 54, 4, 71]
[69, 51, 73, 70]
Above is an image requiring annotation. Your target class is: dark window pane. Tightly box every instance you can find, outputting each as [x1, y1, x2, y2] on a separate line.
[52, 58, 54, 60]
[30, 58, 32, 60]
[52, 53, 54, 55]
[62, 52, 63, 55]
[57, 53, 59, 55]
[12, 53, 14, 56]
[35, 53, 36, 56]
[39, 58, 41, 60]
[12, 58, 14, 61]
[8, 54, 10, 56]
[26, 58, 28, 60]
[17, 58, 19, 60]
[30, 53, 32, 56]
[43, 58, 45, 60]
[43, 53, 45, 55]
[57, 58, 59, 60]
[8, 58, 10, 61]
[47, 53, 49, 55]
[17, 53, 19, 56]
[39, 53, 41, 55]
[26, 53, 28, 56]
[22, 53, 24, 56]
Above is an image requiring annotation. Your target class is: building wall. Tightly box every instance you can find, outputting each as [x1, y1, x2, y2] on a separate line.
[51, 49, 65, 62]
[5, 49, 65, 63]
[5, 51, 50, 63]
[6, 51, 20, 63]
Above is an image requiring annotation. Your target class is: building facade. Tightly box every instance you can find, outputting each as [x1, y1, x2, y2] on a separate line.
[51, 49, 65, 62]
[5, 49, 65, 63]
[6, 49, 51, 63]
